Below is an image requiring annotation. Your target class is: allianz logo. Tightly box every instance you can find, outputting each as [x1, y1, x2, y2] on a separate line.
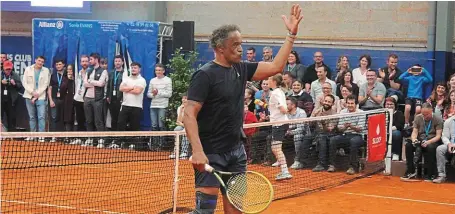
[38, 21, 64, 29]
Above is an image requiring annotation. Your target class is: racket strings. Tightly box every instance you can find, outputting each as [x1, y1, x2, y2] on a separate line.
[226, 172, 273, 213]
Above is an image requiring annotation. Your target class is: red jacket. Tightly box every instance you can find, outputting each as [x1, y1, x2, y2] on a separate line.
[243, 111, 258, 136]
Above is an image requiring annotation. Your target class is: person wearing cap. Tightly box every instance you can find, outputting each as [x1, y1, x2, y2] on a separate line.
[1, 60, 23, 131]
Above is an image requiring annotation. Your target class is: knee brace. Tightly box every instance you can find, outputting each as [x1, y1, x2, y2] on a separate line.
[193, 191, 218, 214]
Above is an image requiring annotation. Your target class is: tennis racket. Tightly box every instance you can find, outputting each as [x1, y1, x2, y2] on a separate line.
[195, 161, 274, 213]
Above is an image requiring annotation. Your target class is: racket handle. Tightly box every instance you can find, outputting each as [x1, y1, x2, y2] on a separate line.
[204, 164, 214, 173]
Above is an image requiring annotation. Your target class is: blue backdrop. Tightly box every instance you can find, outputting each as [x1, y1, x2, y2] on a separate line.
[32, 18, 159, 130]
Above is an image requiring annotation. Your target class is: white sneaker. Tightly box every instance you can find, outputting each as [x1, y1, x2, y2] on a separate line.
[179, 153, 188, 159]
[129, 144, 135, 150]
[290, 161, 303, 169]
[38, 137, 45, 143]
[169, 153, 176, 159]
[50, 137, 56, 143]
[25, 137, 35, 141]
[82, 139, 93, 147]
[272, 162, 280, 167]
[392, 154, 400, 161]
[97, 139, 105, 148]
[70, 139, 82, 145]
[108, 143, 120, 149]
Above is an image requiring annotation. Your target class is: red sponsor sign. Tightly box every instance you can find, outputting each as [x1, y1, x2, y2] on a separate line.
[367, 114, 387, 162]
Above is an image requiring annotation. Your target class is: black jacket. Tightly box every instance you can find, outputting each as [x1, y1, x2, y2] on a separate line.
[1, 71, 23, 105]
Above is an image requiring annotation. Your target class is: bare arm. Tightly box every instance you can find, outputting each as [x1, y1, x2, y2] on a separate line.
[47, 86, 53, 103]
[129, 86, 144, 95]
[119, 82, 132, 92]
[426, 129, 442, 144]
[183, 100, 204, 154]
[411, 127, 419, 142]
[390, 80, 401, 90]
[370, 94, 384, 105]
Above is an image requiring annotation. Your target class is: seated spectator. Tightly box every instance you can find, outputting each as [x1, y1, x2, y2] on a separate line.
[338, 85, 354, 112]
[378, 54, 403, 102]
[401, 103, 443, 181]
[244, 88, 256, 113]
[385, 97, 405, 161]
[352, 54, 371, 86]
[289, 80, 313, 116]
[314, 82, 340, 113]
[336, 70, 359, 99]
[426, 82, 447, 118]
[282, 71, 293, 96]
[447, 74, 455, 92]
[286, 97, 307, 169]
[303, 51, 332, 93]
[310, 66, 336, 102]
[443, 90, 455, 121]
[285, 50, 306, 83]
[333, 55, 351, 83]
[243, 104, 258, 163]
[170, 94, 190, 159]
[399, 64, 433, 128]
[329, 95, 364, 174]
[434, 115, 455, 183]
[358, 69, 386, 111]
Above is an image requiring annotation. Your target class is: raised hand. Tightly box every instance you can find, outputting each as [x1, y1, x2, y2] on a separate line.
[282, 4, 303, 35]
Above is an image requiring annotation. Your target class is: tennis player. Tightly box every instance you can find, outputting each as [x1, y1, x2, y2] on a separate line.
[184, 4, 303, 214]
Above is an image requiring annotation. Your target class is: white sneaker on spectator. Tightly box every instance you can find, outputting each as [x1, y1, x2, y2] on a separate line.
[179, 153, 188, 159]
[82, 139, 93, 147]
[25, 137, 35, 141]
[70, 139, 82, 145]
[108, 143, 120, 149]
[290, 161, 303, 169]
[272, 162, 280, 167]
[129, 144, 135, 150]
[392, 154, 399, 161]
[169, 153, 176, 159]
[38, 137, 45, 143]
[97, 139, 105, 148]
[404, 123, 410, 129]
[50, 137, 56, 143]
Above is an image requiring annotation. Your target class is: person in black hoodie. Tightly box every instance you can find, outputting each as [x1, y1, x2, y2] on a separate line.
[106, 55, 125, 131]
[385, 96, 405, 161]
[1, 60, 23, 131]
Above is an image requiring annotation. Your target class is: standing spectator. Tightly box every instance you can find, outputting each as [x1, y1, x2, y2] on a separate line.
[289, 80, 313, 116]
[48, 59, 69, 142]
[106, 55, 125, 131]
[83, 53, 108, 147]
[245, 47, 256, 62]
[426, 82, 447, 118]
[281, 71, 293, 96]
[401, 103, 442, 181]
[434, 115, 455, 183]
[286, 97, 307, 169]
[385, 96, 405, 161]
[303, 51, 333, 92]
[336, 70, 359, 99]
[285, 50, 306, 83]
[1, 52, 8, 72]
[333, 55, 351, 83]
[147, 63, 173, 132]
[63, 64, 75, 132]
[358, 69, 386, 111]
[352, 54, 371, 86]
[310, 66, 336, 102]
[399, 65, 433, 127]
[378, 54, 403, 101]
[1, 60, 22, 131]
[118, 62, 147, 149]
[443, 90, 455, 120]
[23, 56, 50, 141]
[262, 46, 273, 62]
[73, 55, 88, 132]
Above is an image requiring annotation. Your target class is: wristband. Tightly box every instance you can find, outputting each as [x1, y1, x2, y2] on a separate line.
[287, 31, 297, 36]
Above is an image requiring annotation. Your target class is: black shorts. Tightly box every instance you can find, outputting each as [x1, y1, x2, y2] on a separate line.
[405, 98, 422, 107]
[194, 144, 247, 195]
[272, 124, 288, 142]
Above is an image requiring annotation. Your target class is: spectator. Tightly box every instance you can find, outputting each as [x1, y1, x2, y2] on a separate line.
[310, 66, 336, 102]
[314, 82, 340, 113]
[1, 60, 22, 132]
[243, 104, 258, 163]
[303, 51, 333, 92]
[23, 56, 50, 142]
[262, 46, 273, 62]
[147, 63, 173, 132]
[330, 95, 364, 174]
[73, 55, 88, 132]
[245, 47, 256, 62]
[426, 82, 447, 118]
[254, 80, 271, 118]
[401, 103, 443, 181]
[447, 74, 455, 92]
[352, 54, 371, 86]
[378, 54, 403, 101]
[244, 88, 256, 113]
[268, 74, 292, 180]
[385, 96, 405, 161]
[100, 58, 108, 70]
[48, 59, 70, 142]
[106, 55, 125, 131]
[443, 90, 455, 120]
[1, 52, 8, 72]
[434, 115, 455, 183]
[285, 50, 306, 83]
[286, 97, 307, 169]
[358, 69, 386, 111]
[333, 55, 351, 83]
[170, 93, 190, 159]
[399, 64, 433, 127]
[63, 64, 75, 132]
[289, 80, 313, 116]
[336, 70, 359, 99]
[282, 71, 293, 96]
[338, 85, 354, 112]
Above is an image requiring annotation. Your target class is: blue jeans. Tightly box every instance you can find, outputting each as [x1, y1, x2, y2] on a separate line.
[25, 98, 47, 132]
[150, 108, 166, 131]
[392, 130, 403, 157]
[174, 126, 189, 154]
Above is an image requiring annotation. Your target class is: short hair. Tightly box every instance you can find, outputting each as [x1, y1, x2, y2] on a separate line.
[317, 66, 327, 73]
[422, 103, 433, 110]
[385, 97, 397, 106]
[263, 46, 272, 52]
[325, 94, 335, 103]
[286, 97, 298, 106]
[367, 69, 377, 75]
[1, 52, 6, 55]
[388, 53, 398, 60]
[247, 47, 256, 53]
[340, 84, 353, 93]
[359, 54, 372, 68]
[131, 62, 141, 68]
[54, 59, 65, 64]
[89, 53, 100, 62]
[114, 55, 123, 61]
[36, 55, 46, 61]
[181, 92, 188, 97]
[100, 57, 108, 64]
[283, 71, 293, 77]
[209, 24, 241, 49]
[345, 94, 357, 104]
[155, 63, 165, 70]
[80, 55, 89, 60]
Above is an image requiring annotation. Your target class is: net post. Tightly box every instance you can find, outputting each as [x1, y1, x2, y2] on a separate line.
[384, 108, 394, 175]
[172, 133, 180, 213]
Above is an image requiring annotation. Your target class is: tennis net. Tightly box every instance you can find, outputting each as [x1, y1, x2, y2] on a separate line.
[1, 108, 392, 213]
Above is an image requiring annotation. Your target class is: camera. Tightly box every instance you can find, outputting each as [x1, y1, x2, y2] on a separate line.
[450, 145, 455, 154]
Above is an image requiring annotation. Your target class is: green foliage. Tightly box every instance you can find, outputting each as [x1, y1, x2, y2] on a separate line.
[165, 49, 199, 130]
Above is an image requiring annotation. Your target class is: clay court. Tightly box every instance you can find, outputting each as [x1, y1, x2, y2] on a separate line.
[2, 139, 454, 214]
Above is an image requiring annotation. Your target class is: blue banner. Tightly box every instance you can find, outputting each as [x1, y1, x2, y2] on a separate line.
[33, 18, 160, 130]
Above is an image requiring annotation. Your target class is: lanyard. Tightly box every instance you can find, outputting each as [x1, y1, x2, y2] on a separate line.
[79, 72, 84, 88]
[287, 64, 294, 71]
[424, 120, 432, 140]
[113, 72, 121, 88]
[35, 68, 42, 90]
[57, 73, 63, 92]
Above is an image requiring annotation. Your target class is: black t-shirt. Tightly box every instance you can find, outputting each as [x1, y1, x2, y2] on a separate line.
[187, 61, 258, 154]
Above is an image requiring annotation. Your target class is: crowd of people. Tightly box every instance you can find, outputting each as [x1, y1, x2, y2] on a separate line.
[1, 47, 454, 183]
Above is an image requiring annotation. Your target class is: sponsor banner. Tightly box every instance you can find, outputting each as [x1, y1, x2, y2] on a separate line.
[367, 113, 387, 162]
